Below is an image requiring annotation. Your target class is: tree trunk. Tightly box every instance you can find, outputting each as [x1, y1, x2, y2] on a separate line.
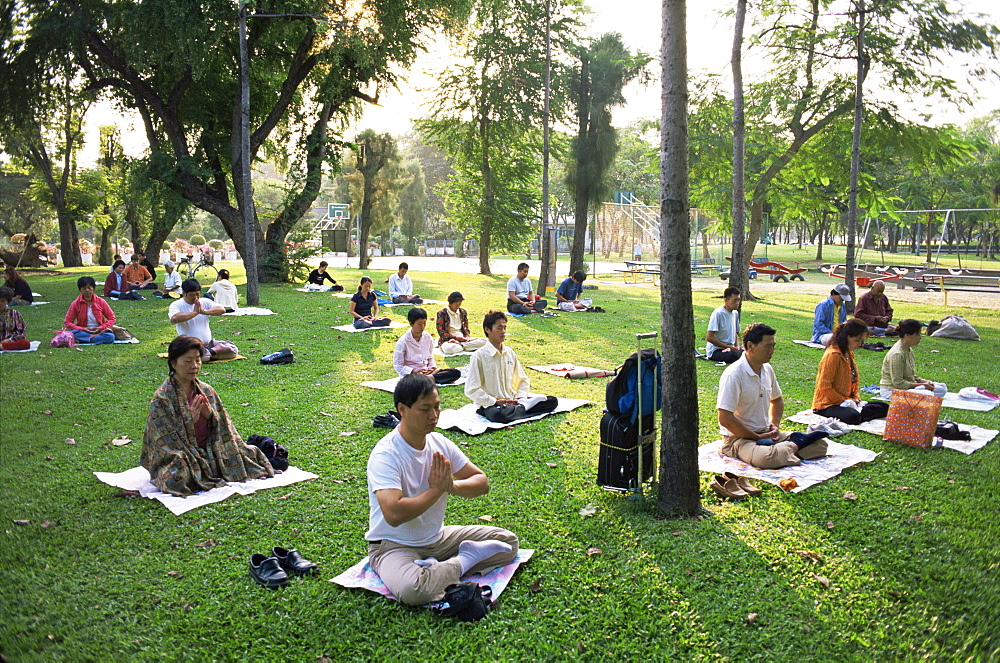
[478, 218, 493, 276]
[657, 0, 700, 518]
[570, 194, 589, 275]
[816, 213, 826, 261]
[358, 177, 376, 269]
[728, 0, 749, 301]
[844, 0, 865, 313]
[926, 211, 934, 264]
[98, 218, 116, 266]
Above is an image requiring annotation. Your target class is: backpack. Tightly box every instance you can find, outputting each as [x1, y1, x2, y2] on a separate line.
[434, 582, 493, 622]
[606, 349, 662, 423]
[261, 348, 294, 365]
[245, 434, 289, 471]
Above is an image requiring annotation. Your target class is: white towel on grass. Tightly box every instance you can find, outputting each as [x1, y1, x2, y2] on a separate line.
[792, 340, 825, 349]
[331, 321, 407, 333]
[437, 398, 592, 435]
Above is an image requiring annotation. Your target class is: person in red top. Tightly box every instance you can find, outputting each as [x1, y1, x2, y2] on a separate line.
[854, 280, 896, 335]
[0, 286, 30, 350]
[64, 276, 116, 344]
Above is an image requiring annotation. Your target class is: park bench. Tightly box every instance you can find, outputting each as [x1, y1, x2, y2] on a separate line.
[690, 257, 717, 275]
[615, 261, 661, 285]
[936, 276, 1000, 306]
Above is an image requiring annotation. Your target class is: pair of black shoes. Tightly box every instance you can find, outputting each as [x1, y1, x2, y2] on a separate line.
[586, 306, 606, 313]
[373, 410, 401, 429]
[249, 547, 318, 588]
[862, 341, 887, 351]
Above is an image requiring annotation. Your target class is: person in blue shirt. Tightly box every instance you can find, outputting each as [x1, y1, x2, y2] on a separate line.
[556, 270, 592, 312]
[811, 284, 851, 345]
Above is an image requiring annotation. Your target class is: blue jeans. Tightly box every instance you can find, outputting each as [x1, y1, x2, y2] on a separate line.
[72, 330, 115, 345]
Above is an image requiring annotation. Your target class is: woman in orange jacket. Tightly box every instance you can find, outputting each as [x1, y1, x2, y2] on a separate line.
[812, 318, 888, 424]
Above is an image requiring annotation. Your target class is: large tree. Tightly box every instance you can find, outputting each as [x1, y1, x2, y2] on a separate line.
[418, 0, 579, 275]
[344, 130, 409, 268]
[565, 33, 648, 275]
[2, 0, 470, 281]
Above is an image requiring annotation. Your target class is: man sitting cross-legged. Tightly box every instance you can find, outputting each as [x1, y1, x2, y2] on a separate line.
[366, 373, 519, 606]
[388, 262, 423, 305]
[434, 291, 488, 355]
[717, 323, 828, 469]
[464, 310, 558, 423]
[705, 286, 743, 364]
[168, 279, 236, 361]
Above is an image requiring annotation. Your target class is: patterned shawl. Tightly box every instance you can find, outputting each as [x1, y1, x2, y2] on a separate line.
[141, 376, 273, 497]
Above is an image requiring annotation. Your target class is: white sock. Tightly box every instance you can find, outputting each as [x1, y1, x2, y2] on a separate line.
[456, 539, 512, 575]
[413, 557, 438, 568]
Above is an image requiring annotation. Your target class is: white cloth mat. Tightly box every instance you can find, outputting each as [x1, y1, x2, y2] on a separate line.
[223, 307, 275, 316]
[113, 336, 140, 344]
[295, 285, 334, 292]
[437, 398, 592, 435]
[433, 346, 475, 357]
[331, 321, 407, 333]
[787, 409, 997, 455]
[698, 439, 879, 492]
[0, 340, 41, 353]
[941, 392, 998, 412]
[792, 340, 825, 349]
[380, 298, 448, 307]
[27, 301, 50, 306]
[361, 367, 469, 392]
[528, 363, 615, 379]
[93, 465, 318, 515]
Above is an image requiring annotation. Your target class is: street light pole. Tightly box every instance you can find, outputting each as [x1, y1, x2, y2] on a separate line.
[239, 1, 260, 306]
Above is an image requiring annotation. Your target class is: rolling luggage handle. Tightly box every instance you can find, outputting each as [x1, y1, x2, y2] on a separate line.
[634, 332, 658, 497]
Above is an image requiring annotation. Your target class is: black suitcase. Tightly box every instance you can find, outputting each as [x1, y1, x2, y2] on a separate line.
[597, 411, 655, 491]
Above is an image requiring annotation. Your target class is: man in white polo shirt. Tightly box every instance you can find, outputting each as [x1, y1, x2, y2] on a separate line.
[506, 262, 546, 314]
[717, 323, 827, 469]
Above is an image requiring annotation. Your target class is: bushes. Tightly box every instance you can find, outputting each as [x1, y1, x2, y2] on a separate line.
[188, 234, 206, 246]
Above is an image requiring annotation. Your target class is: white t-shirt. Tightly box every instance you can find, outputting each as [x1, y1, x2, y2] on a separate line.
[168, 297, 216, 343]
[208, 279, 239, 309]
[716, 354, 782, 436]
[388, 273, 413, 298]
[162, 270, 181, 292]
[506, 276, 533, 299]
[365, 429, 469, 545]
[706, 305, 740, 356]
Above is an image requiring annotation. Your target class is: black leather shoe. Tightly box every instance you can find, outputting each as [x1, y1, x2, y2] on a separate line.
[272, 546, 318, 575]
[249, 553, 289, 588]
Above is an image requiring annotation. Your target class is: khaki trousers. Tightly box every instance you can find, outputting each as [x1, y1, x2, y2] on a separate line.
[368, 525, 519, 605]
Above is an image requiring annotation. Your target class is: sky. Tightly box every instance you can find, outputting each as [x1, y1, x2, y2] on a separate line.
[81, 0, 1000, 165]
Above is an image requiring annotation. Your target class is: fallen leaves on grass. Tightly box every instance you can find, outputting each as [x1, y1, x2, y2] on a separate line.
[528, 580, 542, 593]
[64, 438, 76, 445]
[747, 613, 758, 625]
[111, 436, 131, 447]
[319, 412, 333, 417]
[194, 539, 216, 547]
[586, 547, 603, 556]
[827, 520, 835, 530]
[478, 515, 494, 522]
[12, 519, 30, 525]
[41, 520, 51, 528]
[808, 572, 831, 588]
[545, 462, 557, 468]
[792, 550, 822, 564]
[166, 571, 181, 577]
[843, 491, 858, 500]
[279, 493, 292, 500]
[42, 410, 52, 415]
[778, 477, 798, 491]
[83, 387, 96, 391]
[578, 504, 597, 517]
[339, 431, 355, 437]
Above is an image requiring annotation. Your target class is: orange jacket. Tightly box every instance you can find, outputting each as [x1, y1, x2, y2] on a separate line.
[812, 345, 860, 410]
[123, 263, 151, 284]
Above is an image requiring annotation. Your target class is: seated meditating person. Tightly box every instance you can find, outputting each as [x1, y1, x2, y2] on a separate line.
[168, 279, 235, 361]
[388, 262, 423, 304]
[350, 276, 391, 329]
[64, 276, 116, 345]
[555, 270, 592, 312]
[306, 261, 343, 291]
[717, 323, 827, 469]
[141, 335, 274, 497]
[3, 266, 33, 305]
[153, 260, 181, 298]
[854, 280, 896, 336]
[810, 283, 851, 345]
[393, 308, 461, 385]
[464, 310, 558, 424]
[705, 286, 743, 364]
[506, 262, 546, 314]
[435, 291, 488, 355]
[812, 319, 889, 424]
[879, 318, 946, 399]
[137, 252, 157, 284]
[104, 260, 135, 299]
[0, 286, 30, 350]
[366, 373, 518, 606]
[124, 253, 156, 290]
[206, 269, 239, 310]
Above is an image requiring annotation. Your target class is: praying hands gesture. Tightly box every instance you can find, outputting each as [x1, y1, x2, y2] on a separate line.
[188, 393, 212, 423]
[427, 451, 454, 494]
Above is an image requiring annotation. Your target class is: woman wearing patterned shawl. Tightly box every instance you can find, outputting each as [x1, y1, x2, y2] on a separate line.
[141, 335, 273, 497]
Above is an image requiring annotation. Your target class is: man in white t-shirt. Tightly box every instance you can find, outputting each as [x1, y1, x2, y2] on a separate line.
[388, 262, 423, 304]
[705, 286, 743, 364]
[506, 262, 546, 314]
[366, 373, 518, 606]
[154, 260, 182, 299]
[168, 279, 235, 360]
[716, 323, 827, 469]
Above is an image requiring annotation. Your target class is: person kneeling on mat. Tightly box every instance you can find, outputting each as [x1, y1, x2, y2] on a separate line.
[465, 310, 557, 423]
[717, 323, 828, 469]
[366, 373, 519, 606]
[393, 307, 461, 384]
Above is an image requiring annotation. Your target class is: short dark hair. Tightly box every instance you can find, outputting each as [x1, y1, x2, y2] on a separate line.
[743, 322, 776, 346]
[517, 262, 529, 272]
[723, 286, 741, 299]
[130, 254, 140, 261]
[831, 318, 869, 353]
[319, 261, 328, 268]
[572, 270, 586, 283]
[167, 335, 205, 377]
[398, 262, 409, 270]
[77, 276, 96, 290]
[217, 269, 230, 280]
[0, 286, 13, 303]
[407, 307, 428, 324]
[394, 372, 437, 410]
[483, 309, 507, 335]
[112, 259, 126, 270]
[181, 279, 201, 294]
[897, 318, 922, 337]
[357, 276, 372, 292]
[447, 291, 464, 304]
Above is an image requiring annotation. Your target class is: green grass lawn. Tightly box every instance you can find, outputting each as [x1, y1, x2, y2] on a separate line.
[2, 265, 999, 661]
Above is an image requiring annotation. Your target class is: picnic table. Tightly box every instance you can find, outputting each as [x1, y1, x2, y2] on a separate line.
[616, 261, 661, 285]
